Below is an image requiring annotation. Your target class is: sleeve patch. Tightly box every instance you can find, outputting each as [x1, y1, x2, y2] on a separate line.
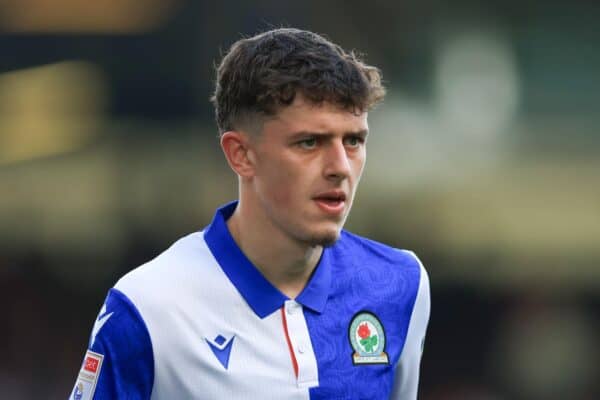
[70, 350, 104, 400]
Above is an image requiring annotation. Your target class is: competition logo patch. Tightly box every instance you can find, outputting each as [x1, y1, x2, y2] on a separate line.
[84, 355, 100, 373]
[71, 350, 104, 400]
[73, 382, 84, 400]
[348, 311, 389, 365]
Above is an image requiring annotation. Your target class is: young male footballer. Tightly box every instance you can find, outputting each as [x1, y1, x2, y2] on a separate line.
[70, 28, 430, 399]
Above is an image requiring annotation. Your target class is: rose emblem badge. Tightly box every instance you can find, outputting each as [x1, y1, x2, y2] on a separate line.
[348, 311, 389, 365]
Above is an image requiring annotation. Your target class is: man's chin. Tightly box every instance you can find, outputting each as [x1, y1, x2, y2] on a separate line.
[305, 230, 341, 248]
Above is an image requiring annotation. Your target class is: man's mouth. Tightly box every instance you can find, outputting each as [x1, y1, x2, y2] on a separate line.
[313, 191, 347, 215]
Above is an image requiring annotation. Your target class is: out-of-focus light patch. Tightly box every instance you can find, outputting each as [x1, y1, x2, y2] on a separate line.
[0, 0, 179, 33]
[0, 61, 106, 165]
[492, 302, 596, 398]
[366, 95, 446, 188]
[434, 30, 520, 140]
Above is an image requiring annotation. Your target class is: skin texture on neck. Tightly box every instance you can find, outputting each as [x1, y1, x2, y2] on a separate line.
[227, 197, 322, 299]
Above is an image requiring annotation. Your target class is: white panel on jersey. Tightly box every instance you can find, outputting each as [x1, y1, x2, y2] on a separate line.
[284, 300, 319, 388]
[115, 232, 311, 400]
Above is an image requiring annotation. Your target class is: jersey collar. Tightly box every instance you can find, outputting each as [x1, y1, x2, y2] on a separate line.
[203, 201, 332, 319]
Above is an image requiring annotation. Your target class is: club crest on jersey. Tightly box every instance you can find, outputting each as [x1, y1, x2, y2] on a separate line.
[348, 311, 389, 365]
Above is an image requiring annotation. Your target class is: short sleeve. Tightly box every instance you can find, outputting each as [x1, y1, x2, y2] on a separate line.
[390, 252, 431, 400]
[69, 288, 154, 400]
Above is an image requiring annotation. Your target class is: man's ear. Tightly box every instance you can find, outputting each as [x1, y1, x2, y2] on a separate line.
[220, 131, 256, 178]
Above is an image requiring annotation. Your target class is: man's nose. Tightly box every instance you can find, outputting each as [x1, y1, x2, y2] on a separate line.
[324, 140, 351, 180]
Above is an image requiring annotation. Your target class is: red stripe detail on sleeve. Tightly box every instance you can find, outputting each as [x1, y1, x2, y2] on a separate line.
[281, 307, 299, 378]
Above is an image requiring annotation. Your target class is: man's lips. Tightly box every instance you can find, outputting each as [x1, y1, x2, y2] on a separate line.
[313, 191, 347, 215]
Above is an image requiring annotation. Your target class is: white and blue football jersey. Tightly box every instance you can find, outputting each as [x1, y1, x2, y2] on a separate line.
[70, 201, 430, 399]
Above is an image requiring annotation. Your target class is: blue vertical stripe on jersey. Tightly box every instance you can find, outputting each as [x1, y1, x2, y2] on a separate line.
[304, 231, 421, 400]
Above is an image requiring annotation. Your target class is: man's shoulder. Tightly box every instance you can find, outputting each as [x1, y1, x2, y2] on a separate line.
[336, 230, 424, 273]
[114, 231, 211, 299]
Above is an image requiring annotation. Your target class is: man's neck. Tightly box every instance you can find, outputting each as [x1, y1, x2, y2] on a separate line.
[226, 201, 322, 299]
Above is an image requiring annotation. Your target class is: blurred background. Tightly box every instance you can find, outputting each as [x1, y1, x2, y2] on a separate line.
[1, 1, 599, 399]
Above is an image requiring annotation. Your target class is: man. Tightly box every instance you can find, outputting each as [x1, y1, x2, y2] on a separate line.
[70, 28, 430, 399]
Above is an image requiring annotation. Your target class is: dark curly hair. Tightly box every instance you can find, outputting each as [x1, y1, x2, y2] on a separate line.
[211, 28, 385, 134]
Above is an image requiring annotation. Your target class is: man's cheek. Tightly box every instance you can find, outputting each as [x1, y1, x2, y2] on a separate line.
[271, 183, 293, 205]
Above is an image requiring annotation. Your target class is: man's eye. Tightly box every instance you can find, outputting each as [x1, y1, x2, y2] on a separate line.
[298, 138, 317, 149]
[344, 136, 363, 147]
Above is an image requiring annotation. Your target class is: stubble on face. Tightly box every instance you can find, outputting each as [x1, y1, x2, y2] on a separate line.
[305, 229, 342, 248]
[254, 180, 345, 249]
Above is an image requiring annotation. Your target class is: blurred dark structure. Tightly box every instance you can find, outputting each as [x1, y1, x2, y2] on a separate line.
[1, 1, 599, 399]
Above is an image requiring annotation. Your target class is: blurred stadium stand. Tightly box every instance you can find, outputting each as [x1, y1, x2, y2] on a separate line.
[1, 0, 599, 398]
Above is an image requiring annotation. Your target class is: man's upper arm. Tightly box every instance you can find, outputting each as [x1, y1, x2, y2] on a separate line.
[391, 253, 431, 400]
[69, 288, 154, 400]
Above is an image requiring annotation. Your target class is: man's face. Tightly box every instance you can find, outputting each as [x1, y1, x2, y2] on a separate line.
[248, 94, 368, 247]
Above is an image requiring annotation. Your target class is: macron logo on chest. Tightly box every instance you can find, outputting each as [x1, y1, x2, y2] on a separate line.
[205, 334, 235, 370]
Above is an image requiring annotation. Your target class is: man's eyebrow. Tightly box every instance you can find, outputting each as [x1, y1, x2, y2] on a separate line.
[290, 129, 369, 139]
[351, 129, 369, 138]
[289, 131, 330, 138]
